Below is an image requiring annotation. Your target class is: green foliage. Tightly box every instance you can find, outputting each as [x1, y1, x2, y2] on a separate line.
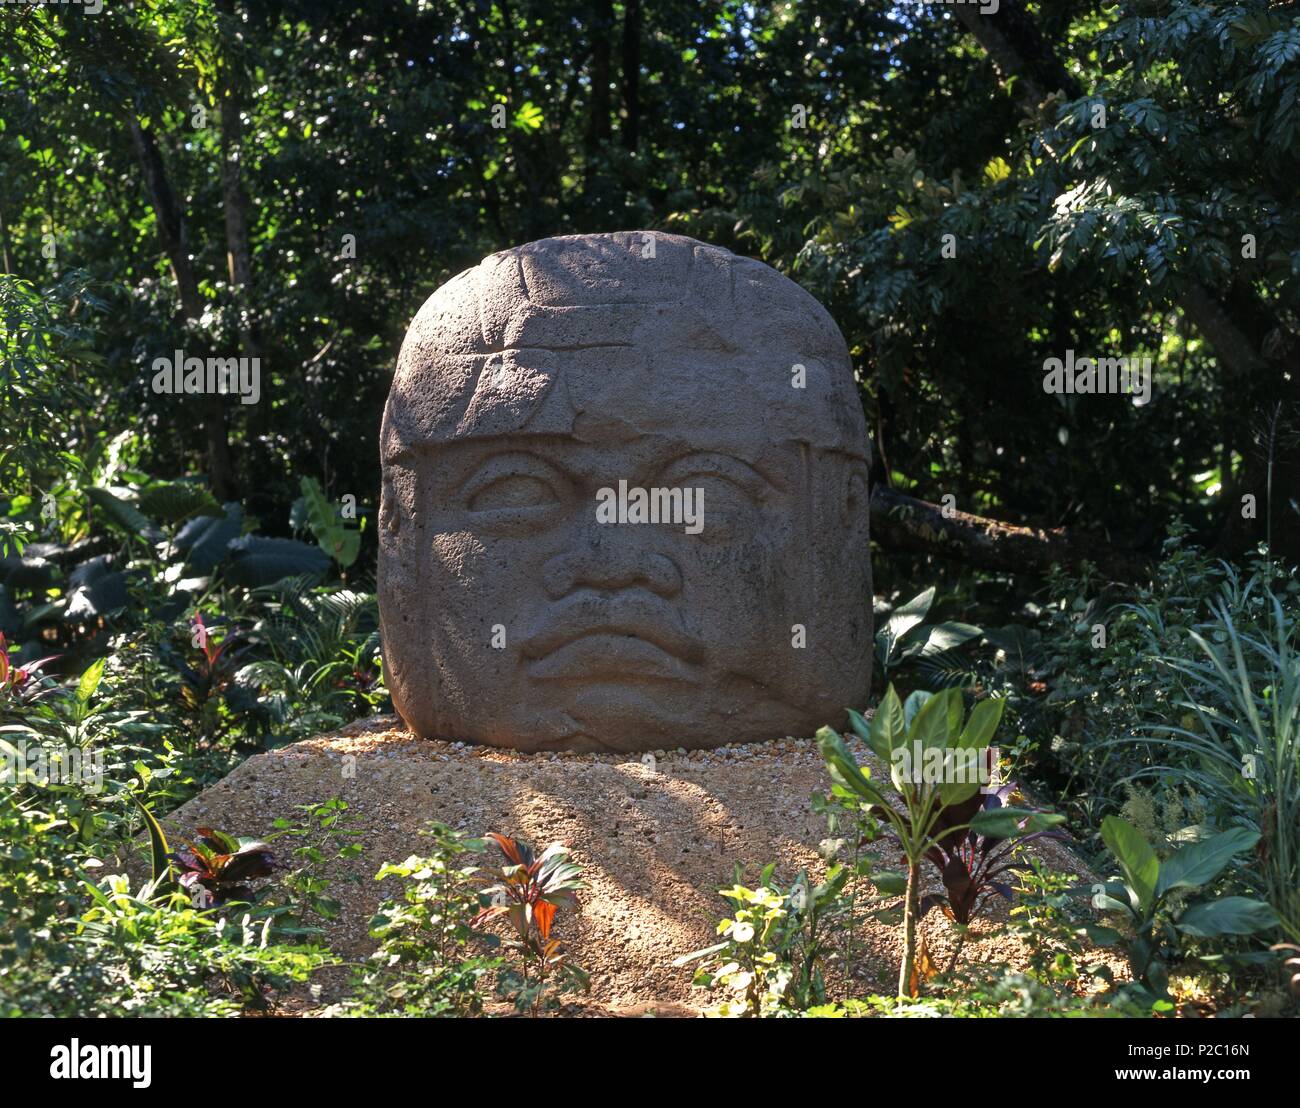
[26, 873, 327, 1018]
[1132, 587, 1300, 942]
[265, 799, 364, 935]
[810, 783, 880, 975]
[0, 272, 104, 528]
[874, 586, 982, 693]
[0, 702, 327, 1016]
[1008, 862, 1119, 997]
[677, 864, 847, 1017]
[991, 535, 1298, 830]
[338, 823, 501, 1018]
[805, 973, 1142, 1019]
[296, 477, 361, 569]
[1093, 816, 1276, 1003]
[819, 685, 1063, 995]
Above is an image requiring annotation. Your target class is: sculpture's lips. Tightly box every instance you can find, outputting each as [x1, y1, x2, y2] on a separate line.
[520, 598, 703, 681]
[525, 633, 697, 681]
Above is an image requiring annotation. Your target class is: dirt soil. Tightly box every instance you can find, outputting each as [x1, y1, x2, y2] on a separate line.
[159, 715, 1122, 1016]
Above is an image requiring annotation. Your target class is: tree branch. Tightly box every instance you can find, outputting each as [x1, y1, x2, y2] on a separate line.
[870, 485, 1150, 582]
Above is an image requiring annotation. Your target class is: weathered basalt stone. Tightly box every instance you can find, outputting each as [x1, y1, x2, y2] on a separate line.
[379, 231, 872, 752]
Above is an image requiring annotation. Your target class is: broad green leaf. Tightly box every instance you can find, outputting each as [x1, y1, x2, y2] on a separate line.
[86, 487, 160, 540]
[136, 482, 221, 527]
[912, 620, 983, 657]
[225, 536, 331, 586]
[816, 727, 888, 810]
[1176, 897, 1278, 937]
[868, 686, 905, 758]
[174, 503, 244, 571]
[1101, 816, 1160, 916]
[970, 806, 1064, 839]
[75, 657, 105, 703]
[1155, 827, 1260, 897]
[909, 686, 955, 753]
[902, 688, 931, 729]
[872, 871, 907, 896]
[848, 706, 889, 763]
[1090, 883, 1133, 915]
[300, 477, 361, 568]
[957, 696, 1005, 751]
[889, 588, 935, 634]
[1082, 923, 1122, 946]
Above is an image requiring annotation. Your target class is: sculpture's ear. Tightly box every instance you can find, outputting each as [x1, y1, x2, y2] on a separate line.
[842, 458, 871, 533]
[379, 461, 418, 543]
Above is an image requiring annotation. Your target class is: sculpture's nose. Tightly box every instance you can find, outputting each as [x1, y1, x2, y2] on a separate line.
[541, 531, 682, 600]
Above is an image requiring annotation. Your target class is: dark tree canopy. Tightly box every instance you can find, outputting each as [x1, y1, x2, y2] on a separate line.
[2, 0, 1297, 576]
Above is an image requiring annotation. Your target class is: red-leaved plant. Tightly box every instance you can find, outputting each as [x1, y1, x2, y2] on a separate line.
[170, 827, 277, 908]
[919, 778, 1063, 927]
[474, 832, 588, 1014]
[0, 631, 58, 705]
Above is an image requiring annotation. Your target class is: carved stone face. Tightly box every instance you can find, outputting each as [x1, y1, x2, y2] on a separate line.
[378, 232, 872, 752]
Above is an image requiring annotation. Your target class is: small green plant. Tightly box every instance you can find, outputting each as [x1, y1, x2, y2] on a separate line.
[1007, 861, 1118, 994]
[72, 872, 328, 1015]
[676, 863, 847, 1017]
[1129, 589, 1300, 942]
[474, 832, 588, 1015]
[346, 823, 500, 1017]
[1093, 815, 1278, 1004]
[810, 786, 879, 974]
[818, 685, 1064, 996]
[267, 798, 363, 935]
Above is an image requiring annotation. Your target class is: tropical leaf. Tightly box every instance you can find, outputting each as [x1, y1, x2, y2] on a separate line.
[1177, 897, 1278, 937]
[174, 503, 244, 571]
[136, 482, 222, 527]
[1101, 816, 1160, 916]
[299, 476, 361, 568]
[131, 792, 173, 892]
[75, 657, 105, 703]
[1155, 827, 1260, 897]
[225, 536, 330, 587]
[867, 685, 905, 758]
[86, 487, 161, 541]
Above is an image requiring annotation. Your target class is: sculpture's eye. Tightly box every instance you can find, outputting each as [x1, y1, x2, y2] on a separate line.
[455, 452, 568, 532]
[468, 473, 558, 512]
[659, 453, 771, 507]
[653, 452, 773, 541]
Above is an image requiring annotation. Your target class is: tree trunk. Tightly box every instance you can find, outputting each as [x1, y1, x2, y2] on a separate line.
[0, 205, 12, 274]
[218, 0, 269, 477]
[127, 116, 237, 500]
[219, 76, 259, 357]
[620, 0, 641, 152]
[870, 484, 1151, 582]
[586, 0, 614, 148]
[952, 3, 1080, 108]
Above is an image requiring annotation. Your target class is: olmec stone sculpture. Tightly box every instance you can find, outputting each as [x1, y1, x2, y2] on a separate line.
[378, 231, 872, 752]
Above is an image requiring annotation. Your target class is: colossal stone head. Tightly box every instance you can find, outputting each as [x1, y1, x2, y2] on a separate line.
[378, 231, 872, 752]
